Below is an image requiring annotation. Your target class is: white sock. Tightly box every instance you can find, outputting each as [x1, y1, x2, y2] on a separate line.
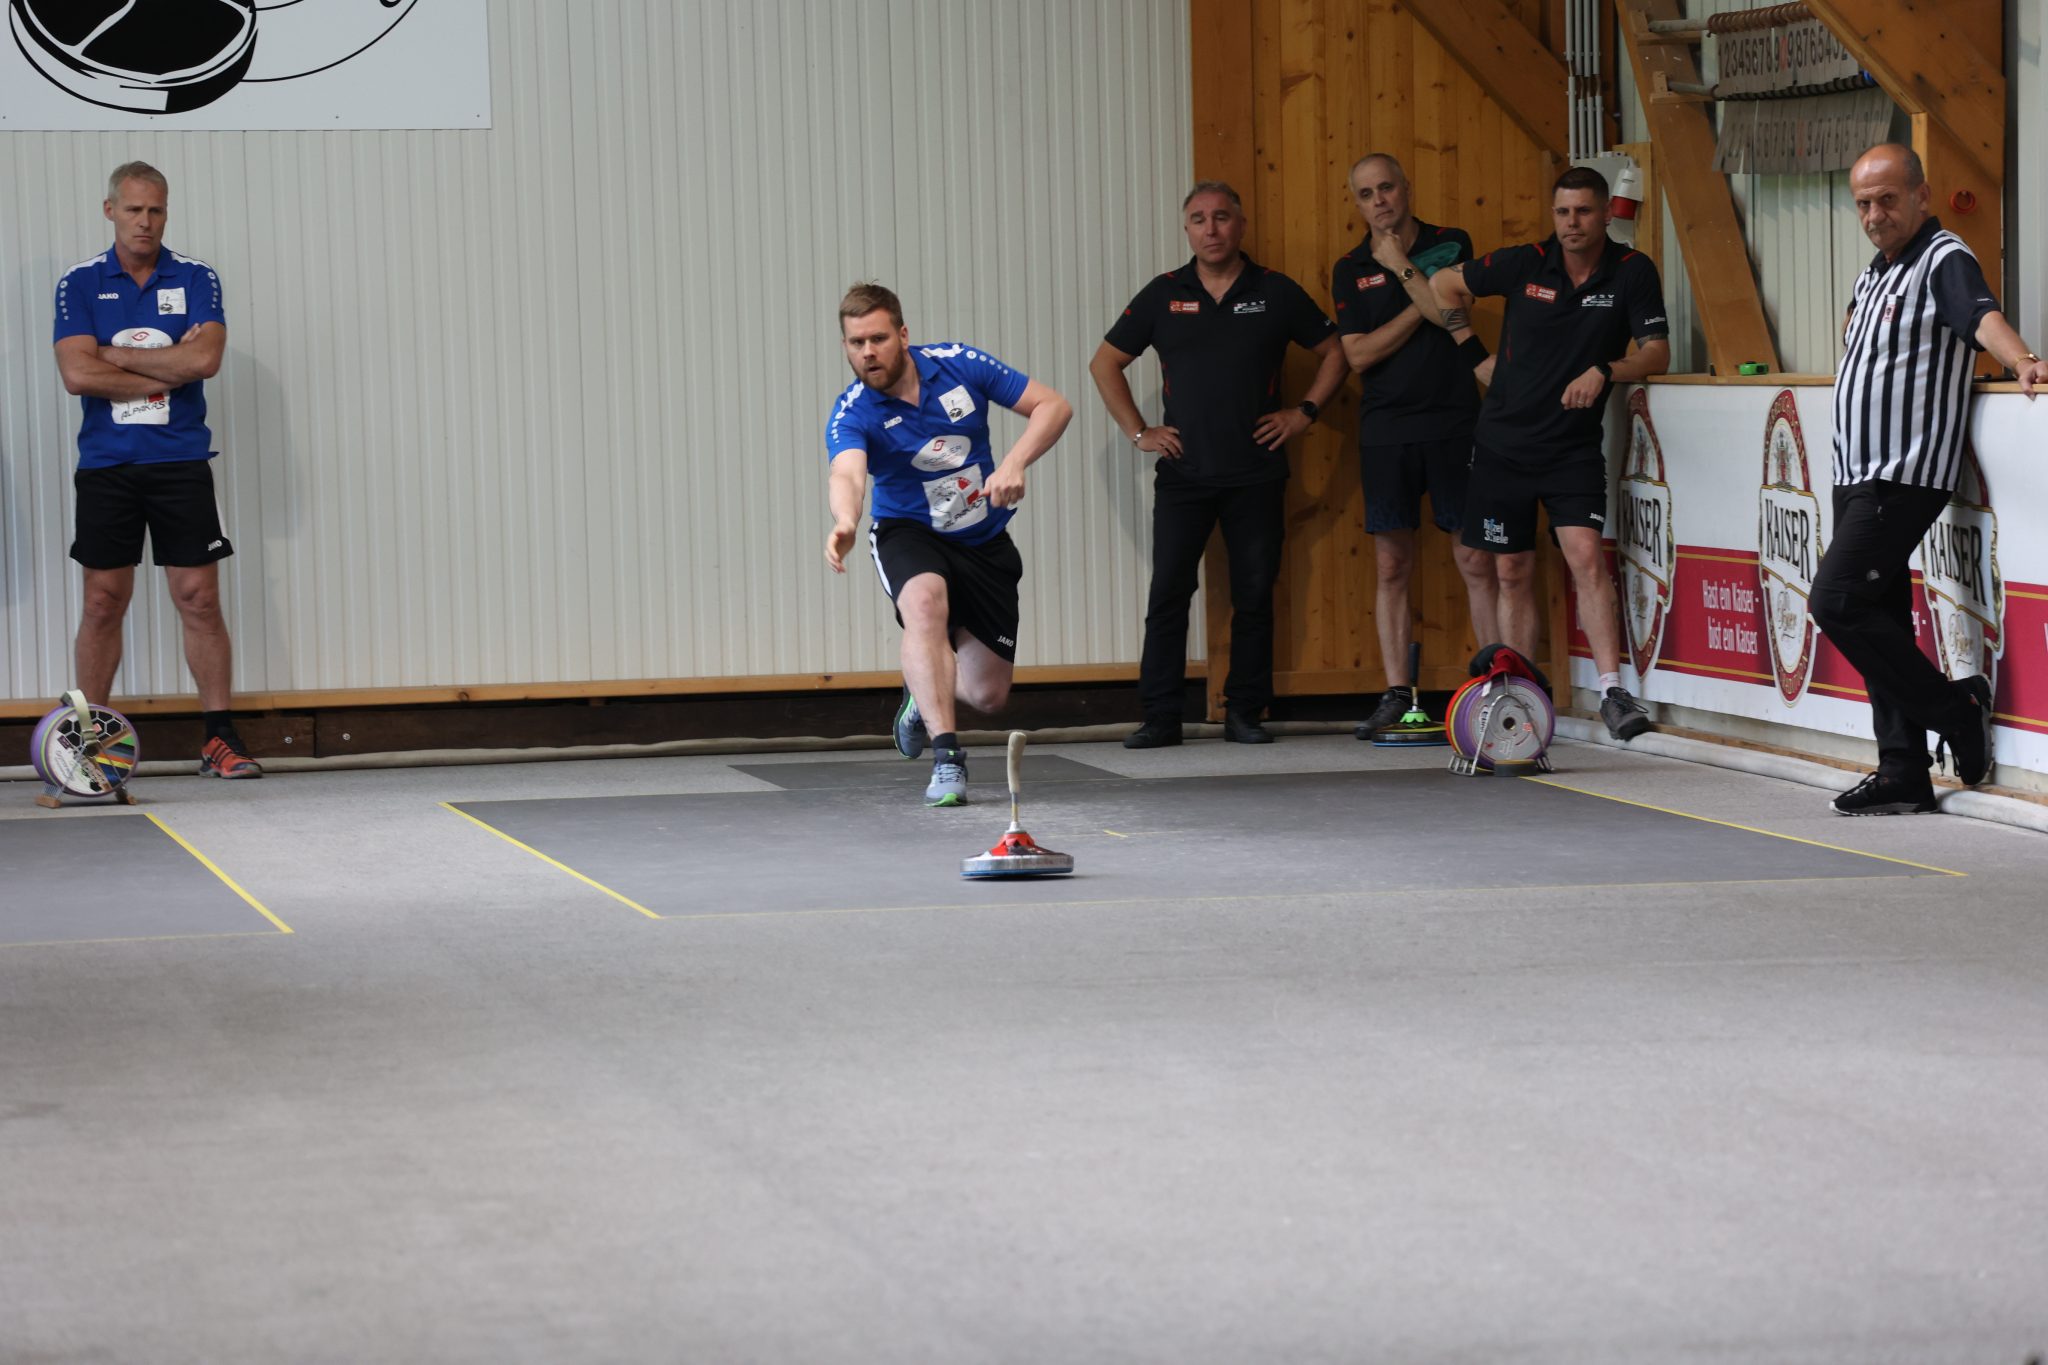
[1598, 671, 1622, 693]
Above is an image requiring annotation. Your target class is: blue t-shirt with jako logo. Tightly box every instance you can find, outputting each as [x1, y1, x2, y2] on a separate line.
[53, 244, 225, 469]
[825, 343, 1030, 546]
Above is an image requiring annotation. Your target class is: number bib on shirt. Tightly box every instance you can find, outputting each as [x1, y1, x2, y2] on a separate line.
[110, 327, 174, 426]
[923, 466, 990, 533]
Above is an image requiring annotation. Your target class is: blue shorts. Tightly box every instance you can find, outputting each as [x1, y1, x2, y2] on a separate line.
[1361, 435, 1472, 535]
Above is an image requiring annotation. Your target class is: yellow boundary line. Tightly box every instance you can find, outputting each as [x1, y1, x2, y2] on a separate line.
[440, 802, 662, 920]
[661, 872, 1939, 922]
[145, 813, 294, 933]
[0, 929, 285, 953]
[1519, 777, 1965, 876]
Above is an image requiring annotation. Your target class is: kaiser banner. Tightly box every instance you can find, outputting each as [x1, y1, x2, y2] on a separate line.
[1575, 384, 2048, 782]
[0, 0, 490, 130]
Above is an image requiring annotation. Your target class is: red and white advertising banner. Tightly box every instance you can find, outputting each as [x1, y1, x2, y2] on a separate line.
[1580, 383, 2048, 781]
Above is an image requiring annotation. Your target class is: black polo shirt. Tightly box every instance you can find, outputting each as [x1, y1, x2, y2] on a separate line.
[1105, 255, 1336, 486]
[1463, 235, 1668, 466]
[1331, 221, 1480, 447]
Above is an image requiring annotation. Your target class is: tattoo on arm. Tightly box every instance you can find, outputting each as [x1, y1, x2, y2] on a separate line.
[1440, 307, 1469, 331]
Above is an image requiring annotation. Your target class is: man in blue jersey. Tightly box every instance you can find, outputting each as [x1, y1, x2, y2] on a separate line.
[825, 282, 1073, 806]
[52, 161, 260, 777]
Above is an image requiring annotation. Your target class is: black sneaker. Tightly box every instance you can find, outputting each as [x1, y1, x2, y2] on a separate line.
[1223, 711, 1273, 744]
[1122, 719, 1183, 750]
[1354, 687, 1411, 740]
[1831, 771, 1938, 816]
[891, 686, 927, 760]
[1938, 674, 1994, 786]
[1600, 686, 1652, 741]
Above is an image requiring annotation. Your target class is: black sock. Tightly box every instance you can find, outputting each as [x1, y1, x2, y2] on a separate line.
[930, 732, 960, 757]
[203, 711, 239, 744]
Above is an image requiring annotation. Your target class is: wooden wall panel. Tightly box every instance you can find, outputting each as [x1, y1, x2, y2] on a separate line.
[1192, 0, 1562, 706]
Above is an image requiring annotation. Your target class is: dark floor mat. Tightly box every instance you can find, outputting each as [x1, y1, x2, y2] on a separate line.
[451, 768, 1934, 919]
[0, 814, 282, 945]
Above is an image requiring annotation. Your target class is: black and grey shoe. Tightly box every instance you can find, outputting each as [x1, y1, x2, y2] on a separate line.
[892, 686, 927, 760]
[1831, 771, 1938, 816]
[1600, 686, 1652, 741]
[924, 749, 968, 807]
[1354, 687, 1412, 740]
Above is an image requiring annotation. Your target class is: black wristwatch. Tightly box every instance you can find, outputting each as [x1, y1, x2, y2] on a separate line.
[1594, 360, 1614, 381]
[1297, 400, 1319, 423]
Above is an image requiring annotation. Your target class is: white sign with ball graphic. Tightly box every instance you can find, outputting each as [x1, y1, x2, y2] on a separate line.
[2, 0, 488, 130]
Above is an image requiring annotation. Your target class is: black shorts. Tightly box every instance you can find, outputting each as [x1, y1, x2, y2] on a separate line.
[870, 519, 1023, 662]
[1361, 435, 1472, 535]
[71, 460, 234, 570]
[1460, 444, 1607, 554]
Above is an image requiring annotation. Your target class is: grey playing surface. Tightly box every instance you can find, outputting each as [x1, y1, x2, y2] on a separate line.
[452, 767, 1937, 919]
[0, 814, 279, 946]
[730, 753, 1116, 791]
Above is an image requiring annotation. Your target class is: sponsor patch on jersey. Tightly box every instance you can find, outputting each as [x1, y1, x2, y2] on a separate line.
[157, 287, 186, 315]
[1232, 300, 1267, 315]
[1524, 284, 1558, 303]
[912, 435, 972, 472]
[1359, 273, 1388, 289]
[1581, 293, 1615, 308]
[883, 416, 903, 429]
[1169, 300, 1200, 314]
[937, 384, 975, 423]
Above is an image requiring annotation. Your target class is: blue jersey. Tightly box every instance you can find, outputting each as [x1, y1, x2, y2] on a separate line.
[825, 342, 1030, 545]
[54, 245, 226, 469]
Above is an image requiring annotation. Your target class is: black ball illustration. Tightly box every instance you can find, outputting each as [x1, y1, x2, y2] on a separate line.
[9, 0, 259, 114]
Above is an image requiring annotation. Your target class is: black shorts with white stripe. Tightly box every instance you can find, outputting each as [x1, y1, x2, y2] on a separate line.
[71, 459, 234, 569]
[869, 519, 1023, 663]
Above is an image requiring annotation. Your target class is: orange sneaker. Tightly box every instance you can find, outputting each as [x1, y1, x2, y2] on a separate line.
[199, 734, 263, 779]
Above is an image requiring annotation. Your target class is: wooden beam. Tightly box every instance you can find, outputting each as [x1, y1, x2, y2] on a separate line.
[1190, 0, 1258, 195]
[1190, 0, 1259, 721]
[1914, 113, 2004, 375]
[0, 663, 1201, 722]
[1402, 0, 1571, 159]
[1802, 0, 2004, 182]
[1617, 0, 1779, 375]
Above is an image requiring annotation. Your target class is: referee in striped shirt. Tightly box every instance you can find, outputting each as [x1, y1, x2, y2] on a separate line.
[1814, 143, 2047, 815]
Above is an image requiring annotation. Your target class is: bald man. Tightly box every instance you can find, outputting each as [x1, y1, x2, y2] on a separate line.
[1815, 143, 2047, 814]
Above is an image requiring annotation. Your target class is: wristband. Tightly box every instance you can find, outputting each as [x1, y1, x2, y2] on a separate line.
[1595, 360, 1614, 381]
[1457, 336, 1489, 367]
[1297, 400, 1319, 424]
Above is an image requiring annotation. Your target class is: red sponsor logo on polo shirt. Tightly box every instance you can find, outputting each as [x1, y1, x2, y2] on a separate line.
[1359, 273, 1387, 289]
[1169, 300, 1200, 313]
[1524, 284, 1558, 302]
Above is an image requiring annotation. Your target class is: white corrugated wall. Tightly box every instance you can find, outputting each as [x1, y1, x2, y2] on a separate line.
[0, 0, 1193, 703]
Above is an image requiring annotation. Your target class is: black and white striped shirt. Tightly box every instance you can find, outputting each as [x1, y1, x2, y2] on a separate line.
[1833, 216, 1998, 490]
